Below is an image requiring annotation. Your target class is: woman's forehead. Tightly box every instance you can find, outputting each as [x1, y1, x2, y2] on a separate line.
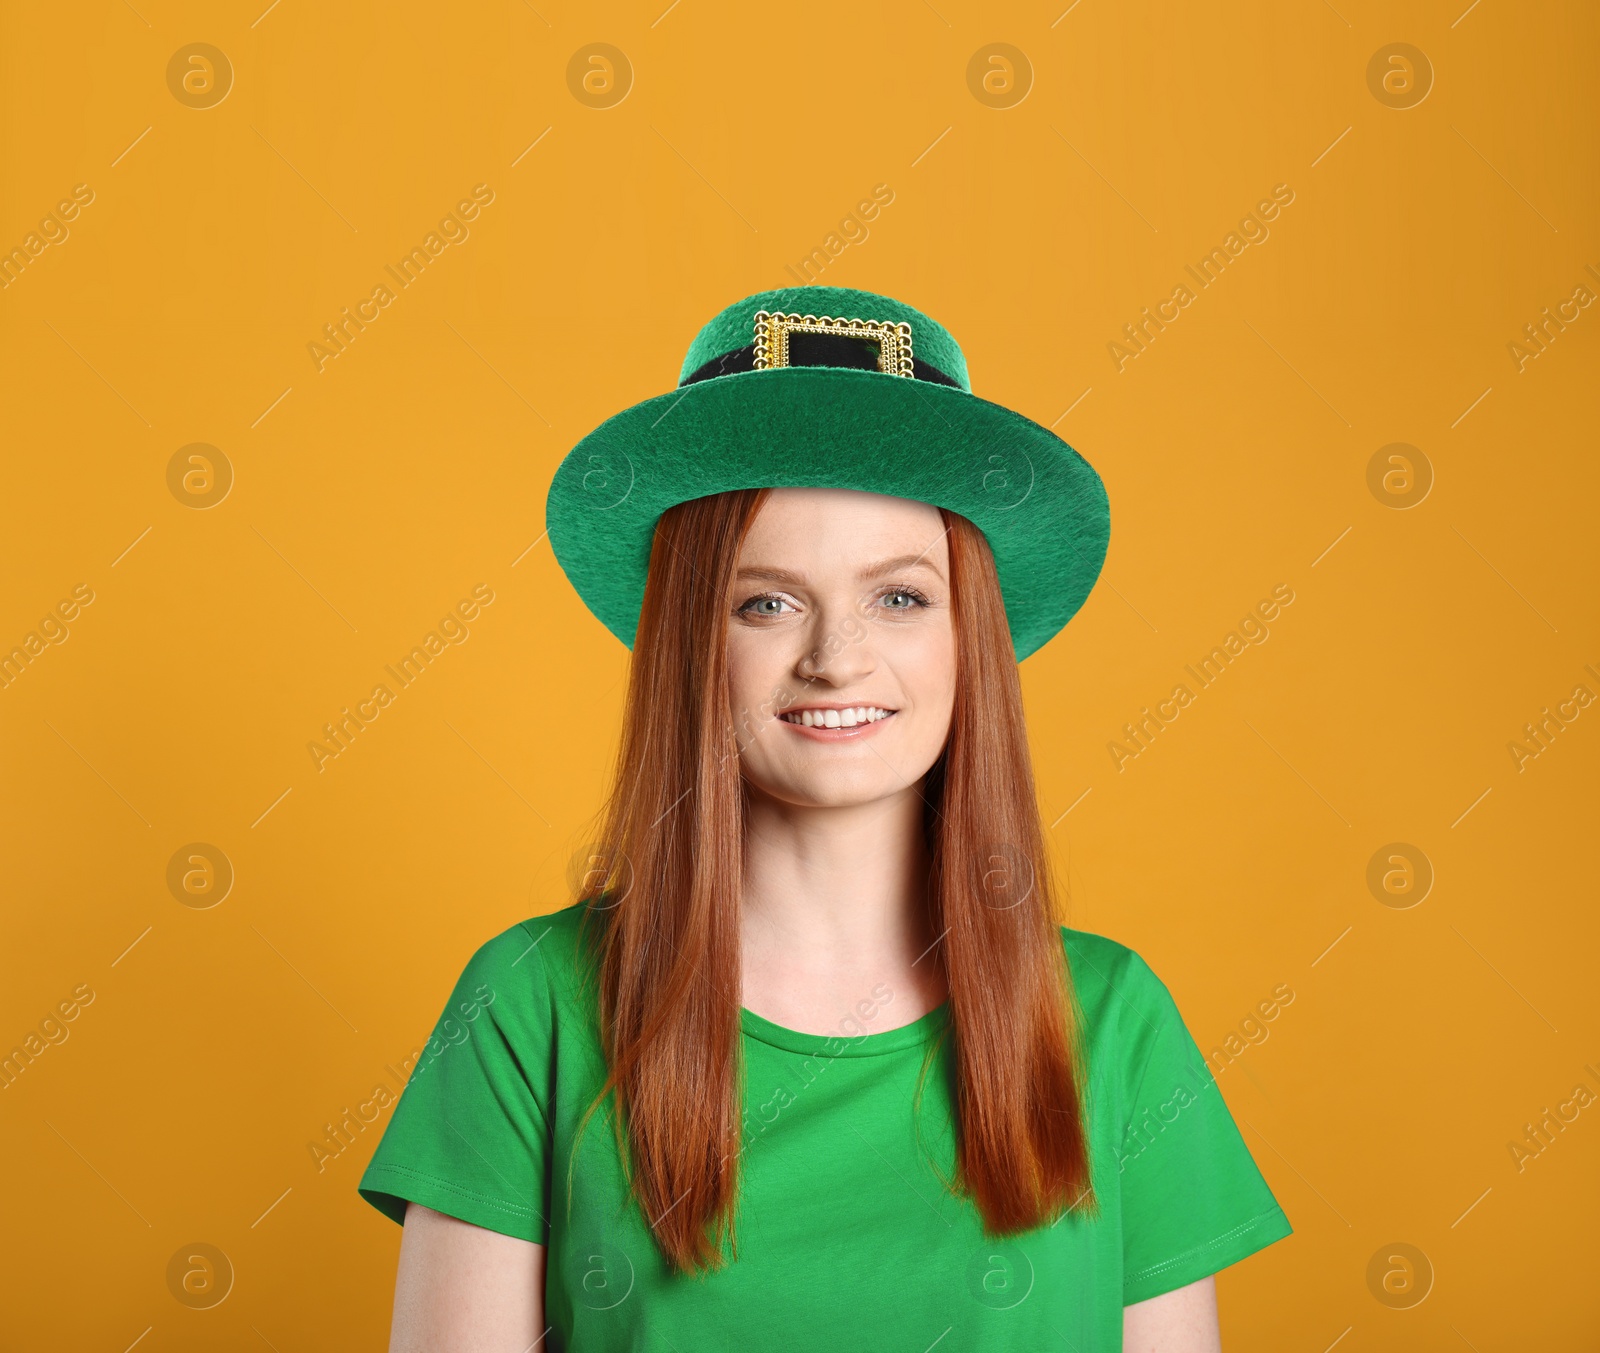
[743, 486, 946, 547]
[737, 490, 949, 581]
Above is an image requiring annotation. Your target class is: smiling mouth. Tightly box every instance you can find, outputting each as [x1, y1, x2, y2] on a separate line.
[777, 705, 896, 729]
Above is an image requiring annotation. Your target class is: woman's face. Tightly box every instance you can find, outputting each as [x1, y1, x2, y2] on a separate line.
[726, 487, 957, 810]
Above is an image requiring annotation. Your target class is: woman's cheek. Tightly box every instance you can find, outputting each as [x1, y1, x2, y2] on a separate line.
[892, 615, 957, 711]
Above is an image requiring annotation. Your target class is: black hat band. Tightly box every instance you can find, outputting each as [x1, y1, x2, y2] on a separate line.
[680, 333, 961, 389]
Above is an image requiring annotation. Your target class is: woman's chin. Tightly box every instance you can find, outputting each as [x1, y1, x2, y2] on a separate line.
[745, 770, 922, 813]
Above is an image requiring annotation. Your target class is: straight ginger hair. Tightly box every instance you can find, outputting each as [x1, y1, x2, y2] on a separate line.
[573, 488, 1097, 1274]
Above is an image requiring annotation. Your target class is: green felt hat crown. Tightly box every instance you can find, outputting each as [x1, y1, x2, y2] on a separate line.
[545, 285, 1110, 661]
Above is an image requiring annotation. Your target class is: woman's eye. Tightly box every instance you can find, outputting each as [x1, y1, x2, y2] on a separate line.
[739, 595, 792, 617]
[739, 589, 925, 617]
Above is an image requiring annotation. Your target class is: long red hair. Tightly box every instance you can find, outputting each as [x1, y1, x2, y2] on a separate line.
[572, 488, 1096, 1272]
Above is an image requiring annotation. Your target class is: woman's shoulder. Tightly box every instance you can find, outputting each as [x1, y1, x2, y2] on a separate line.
[1058, 921, 1156, 984]
[1057, 923, 1185, 1034]
[452, 898, 600, 1006]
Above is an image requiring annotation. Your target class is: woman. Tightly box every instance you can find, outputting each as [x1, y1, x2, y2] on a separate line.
[359, 287, 1292, 1350]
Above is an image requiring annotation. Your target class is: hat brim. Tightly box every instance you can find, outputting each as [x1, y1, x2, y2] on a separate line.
[545, 366, 1110, 662]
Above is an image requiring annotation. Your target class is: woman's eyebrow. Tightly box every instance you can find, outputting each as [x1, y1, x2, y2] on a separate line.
[858, 552, 947, 582]
[739, 553, 947, 585]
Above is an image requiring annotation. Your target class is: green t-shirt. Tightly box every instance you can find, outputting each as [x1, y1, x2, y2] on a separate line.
[360, 902, 1291, 1349]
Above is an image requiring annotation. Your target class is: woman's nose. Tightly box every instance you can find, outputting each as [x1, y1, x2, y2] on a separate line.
[794, 605, 874, 686]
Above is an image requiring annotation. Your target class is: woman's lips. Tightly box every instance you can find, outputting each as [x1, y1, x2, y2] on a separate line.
[777, 710, 896, 742]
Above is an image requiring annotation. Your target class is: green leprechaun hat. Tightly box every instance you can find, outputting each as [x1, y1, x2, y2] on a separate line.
[545, 285, 1110, 662]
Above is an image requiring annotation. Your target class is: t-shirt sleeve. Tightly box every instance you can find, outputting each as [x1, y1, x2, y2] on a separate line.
[358, 920, 555, 1244]
[1114, 954, 1292, 1306]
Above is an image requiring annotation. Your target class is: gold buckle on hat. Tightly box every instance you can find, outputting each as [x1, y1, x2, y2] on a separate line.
[752, 311, 915, 378]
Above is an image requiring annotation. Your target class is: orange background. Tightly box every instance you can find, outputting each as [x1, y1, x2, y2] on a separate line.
[2, 0, 1596, 1348]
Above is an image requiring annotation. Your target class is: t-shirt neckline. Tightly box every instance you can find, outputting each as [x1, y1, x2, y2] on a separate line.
[739, 1000, 950, 1057]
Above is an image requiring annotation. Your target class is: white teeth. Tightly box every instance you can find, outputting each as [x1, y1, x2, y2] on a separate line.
[779, 706, 896, 726]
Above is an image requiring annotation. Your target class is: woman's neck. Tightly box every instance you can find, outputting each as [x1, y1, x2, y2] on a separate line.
[738, 783, 948, 1036]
